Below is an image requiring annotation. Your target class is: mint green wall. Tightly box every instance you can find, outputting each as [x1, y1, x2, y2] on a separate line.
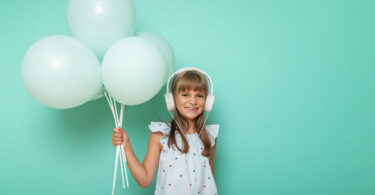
[1, 0, 374, 194]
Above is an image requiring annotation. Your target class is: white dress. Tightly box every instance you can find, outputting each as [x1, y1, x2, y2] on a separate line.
[148, 121, 219, 195]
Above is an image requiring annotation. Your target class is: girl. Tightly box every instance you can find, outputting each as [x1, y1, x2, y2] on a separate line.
[112, 69, 219, 195]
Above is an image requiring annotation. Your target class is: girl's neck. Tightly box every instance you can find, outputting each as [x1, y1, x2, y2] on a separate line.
[184, 119, 197, 134]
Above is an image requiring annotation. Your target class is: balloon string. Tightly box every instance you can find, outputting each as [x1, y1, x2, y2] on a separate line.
[112, 146, 119, 195]
[105, 92, 121, 193]
[117, 103, 129, 188]
[119, 104, 129, 187]
[120, 104, 124, 127]
[113, 98, 125, 189]
[104, 92, 129, 192]
[113, 98, 119, 127]
[104, 92, 117, 127]
[107, 93, 119, 126]
[119, 144, 126, 189]
[121, 143, 130, 187]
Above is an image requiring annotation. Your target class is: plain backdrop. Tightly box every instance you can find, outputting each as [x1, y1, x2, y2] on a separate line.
[0, 0, 374, 194]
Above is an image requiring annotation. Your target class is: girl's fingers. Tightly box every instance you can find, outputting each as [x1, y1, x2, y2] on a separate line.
[112, 138, 123, 145]
[112, 132, 123, 137]
[112, 128, 127, 147]
[112, 137, 123, 141]
[113, 128, 125, 134]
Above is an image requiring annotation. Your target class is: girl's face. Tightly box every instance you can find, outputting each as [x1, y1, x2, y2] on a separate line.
[175, 89, 206, 121]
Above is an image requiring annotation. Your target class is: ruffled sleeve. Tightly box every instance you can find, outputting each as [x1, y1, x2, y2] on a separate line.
[148, 121, 171, 136]
[206, 124, 219, 147]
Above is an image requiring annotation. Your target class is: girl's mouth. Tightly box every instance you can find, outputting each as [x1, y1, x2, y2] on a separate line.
[185, 107, 198, 112]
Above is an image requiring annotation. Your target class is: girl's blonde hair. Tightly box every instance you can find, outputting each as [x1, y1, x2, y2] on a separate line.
[166, 70, 212, 157]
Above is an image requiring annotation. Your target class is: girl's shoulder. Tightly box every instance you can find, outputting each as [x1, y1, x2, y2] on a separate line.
[205, 124, 220, 147]
[148, 121, 172, 136]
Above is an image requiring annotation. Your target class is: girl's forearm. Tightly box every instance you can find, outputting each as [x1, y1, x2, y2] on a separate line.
[210, 164, 215, 176]
[123, 140, 151, 188]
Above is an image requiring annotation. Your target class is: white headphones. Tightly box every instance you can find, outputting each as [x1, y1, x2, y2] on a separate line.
[164, 67, 215, 113]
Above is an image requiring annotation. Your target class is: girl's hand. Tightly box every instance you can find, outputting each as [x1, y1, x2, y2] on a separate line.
[112, 127, 129, 147]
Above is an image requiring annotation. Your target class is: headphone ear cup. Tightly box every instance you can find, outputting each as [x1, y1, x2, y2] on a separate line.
[205, 94, 215, 112]
[165, 93, 175, 112]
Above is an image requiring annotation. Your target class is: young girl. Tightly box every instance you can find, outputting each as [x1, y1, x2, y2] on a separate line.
[112, 69, 219, 195]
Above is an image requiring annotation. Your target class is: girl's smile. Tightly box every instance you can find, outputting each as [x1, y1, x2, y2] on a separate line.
[175, 89, 206, 121]
[185, 107, 198, 112]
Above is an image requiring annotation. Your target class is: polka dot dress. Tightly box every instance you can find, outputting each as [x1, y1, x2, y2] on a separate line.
[148, 122, 219, 195]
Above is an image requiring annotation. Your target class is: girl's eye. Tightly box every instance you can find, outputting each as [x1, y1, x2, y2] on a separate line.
[182, 94, 188, 96]
[198, 95, 204, 98]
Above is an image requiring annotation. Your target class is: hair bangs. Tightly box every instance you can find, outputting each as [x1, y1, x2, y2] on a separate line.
[174, 71, 208, 95]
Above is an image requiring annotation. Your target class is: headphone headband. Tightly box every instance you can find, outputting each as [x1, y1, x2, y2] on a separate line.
[165, 67, 214, 95]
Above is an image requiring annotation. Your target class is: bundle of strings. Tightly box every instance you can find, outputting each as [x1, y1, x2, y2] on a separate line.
[104, 92, 129, 195]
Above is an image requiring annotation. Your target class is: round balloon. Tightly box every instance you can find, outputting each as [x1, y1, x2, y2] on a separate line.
[89, 86, 104, 101]
[67, 0, 136, 58]
[136, 32, 175, 77]
[21, 35, 102, 109]
[102, 37, 168, 105]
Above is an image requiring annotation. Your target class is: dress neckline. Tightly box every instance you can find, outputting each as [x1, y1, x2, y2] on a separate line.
[185, 132, 198, 136]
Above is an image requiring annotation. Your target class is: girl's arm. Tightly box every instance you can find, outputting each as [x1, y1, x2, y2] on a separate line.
[112, 128, 162, 188]
[209, 139, 217, 176]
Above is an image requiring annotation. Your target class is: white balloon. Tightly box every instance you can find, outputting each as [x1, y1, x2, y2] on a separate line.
[102, 37, 168, 105]
[136, 32, 175, 77]
[67, 0, 136, 58]
[89, 86, 104, 101]
[21, 35, 102, 109]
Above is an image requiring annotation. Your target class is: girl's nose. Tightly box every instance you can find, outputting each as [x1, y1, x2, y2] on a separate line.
[190, 97, 197, 104]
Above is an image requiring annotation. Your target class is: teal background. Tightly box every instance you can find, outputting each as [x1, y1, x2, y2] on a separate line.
[1, 0, 374, 194]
